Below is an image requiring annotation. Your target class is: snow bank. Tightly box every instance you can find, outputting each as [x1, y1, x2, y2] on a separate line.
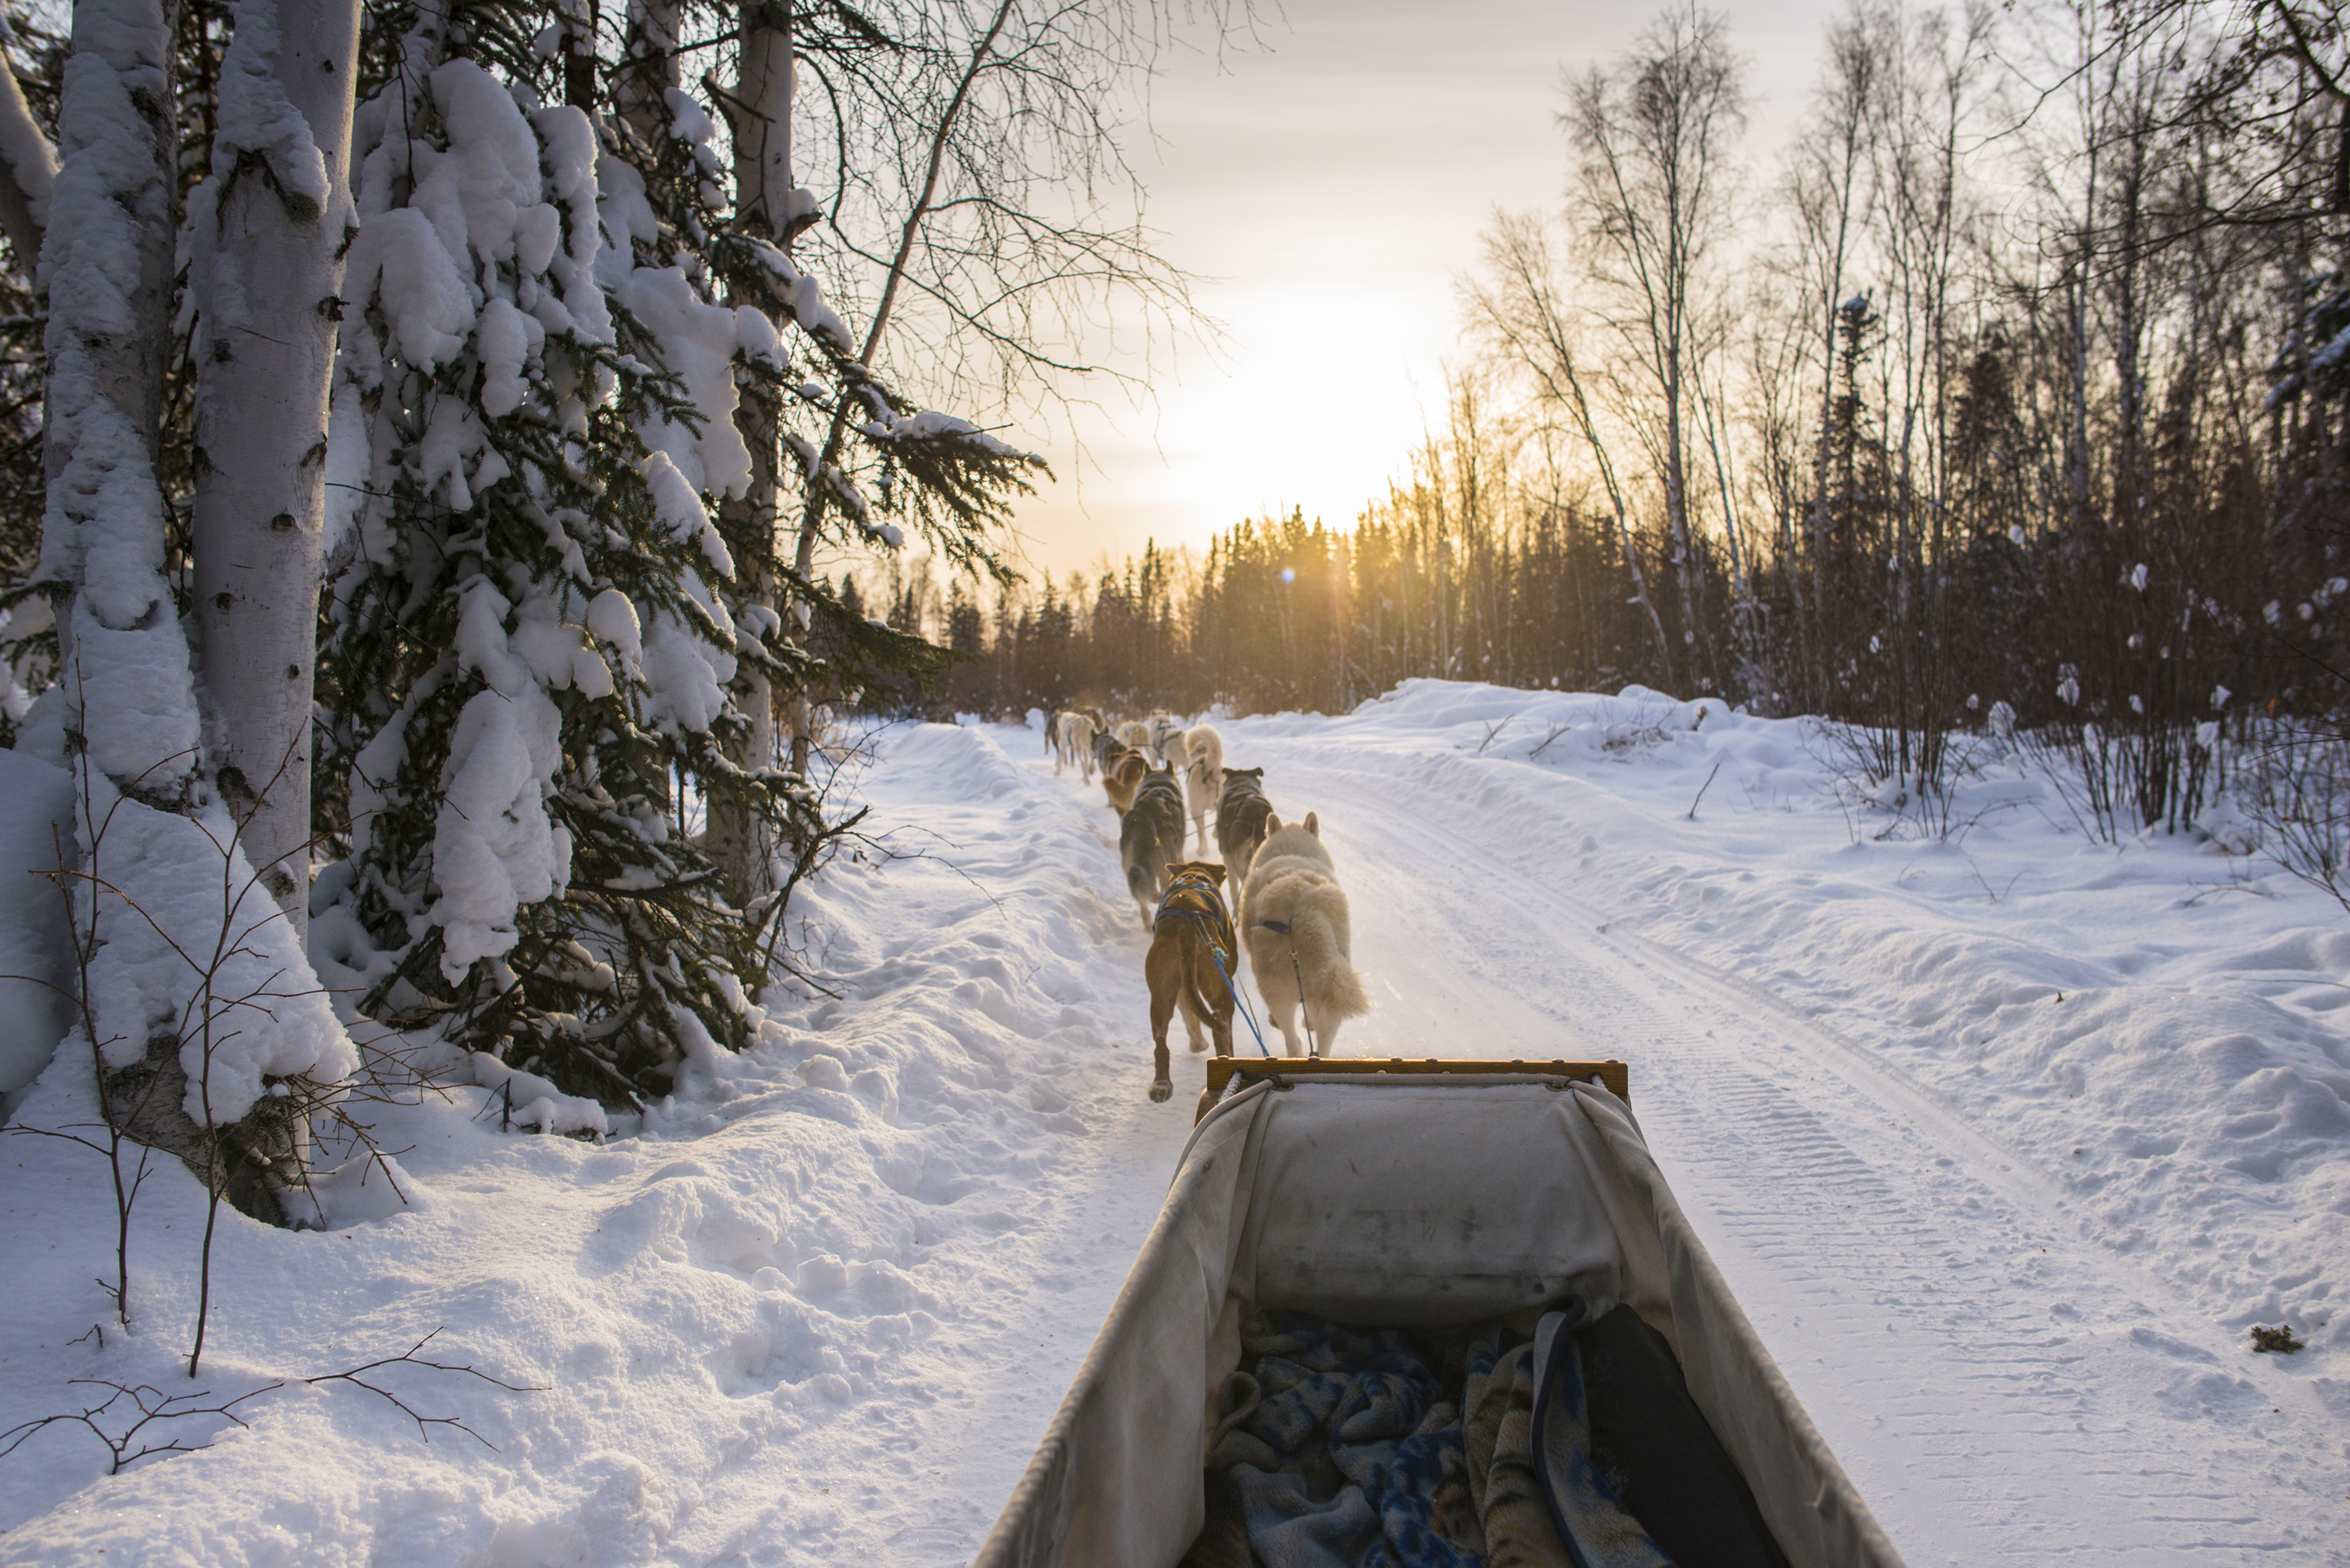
[0, 721, 1188, 1563]
[1279, 679, 2350, 1355]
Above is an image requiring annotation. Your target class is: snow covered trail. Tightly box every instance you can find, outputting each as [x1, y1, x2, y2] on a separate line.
[893, 696, 2345, 1563]
[1195, 696, 2348, 1566]
[3, 688, 2345, 1564]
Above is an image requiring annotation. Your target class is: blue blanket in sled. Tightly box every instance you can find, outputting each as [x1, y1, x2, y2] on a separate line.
[1199, 1307, 1715, 1568]
[1206, 1314, 1484, 1568]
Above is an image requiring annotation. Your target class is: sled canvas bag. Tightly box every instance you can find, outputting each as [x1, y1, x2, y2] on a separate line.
[973, 1070, 1904, 1568]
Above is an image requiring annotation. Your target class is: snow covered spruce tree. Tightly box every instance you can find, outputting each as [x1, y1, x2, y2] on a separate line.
[313, 0, 1039, 1107]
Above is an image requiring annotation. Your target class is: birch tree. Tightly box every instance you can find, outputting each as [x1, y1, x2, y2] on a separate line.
[705, 0, 802, 895]
[187, 0, 362, 938]
[34, 0, 355, 1223]
[1462, 211, 1674, 674]
[38, 0, 186, 780]
[1785, 2, 1883, 709]
[0, 35, 54, 267]
[1563, 3, 1746, 693]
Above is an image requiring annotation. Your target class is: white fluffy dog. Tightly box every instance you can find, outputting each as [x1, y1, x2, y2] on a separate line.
[1055, 711, 1097, 779]
[1241, 811, 1370, 1057]
[1180, 724, 1223, 854]
[1116, 720, 1151, 753]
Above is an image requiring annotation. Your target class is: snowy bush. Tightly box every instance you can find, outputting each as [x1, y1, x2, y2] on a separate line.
[310, 0, 1042, 1107]
[313, 23, 779, 1105]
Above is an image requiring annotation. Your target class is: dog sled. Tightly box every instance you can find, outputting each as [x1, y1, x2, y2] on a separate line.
[974, 1057, 1905, 1568]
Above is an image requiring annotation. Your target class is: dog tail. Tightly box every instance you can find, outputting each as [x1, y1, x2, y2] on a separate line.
[1293, 904, 1371, 1021]
[1184, 932, 1225, 1027]
[1127, 857, 1157, 910]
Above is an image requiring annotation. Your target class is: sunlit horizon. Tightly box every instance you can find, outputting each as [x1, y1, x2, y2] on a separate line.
[960, 0, 1845, 582]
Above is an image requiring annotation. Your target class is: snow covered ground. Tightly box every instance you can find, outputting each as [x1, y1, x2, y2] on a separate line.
[2, 681, 2347, 1564]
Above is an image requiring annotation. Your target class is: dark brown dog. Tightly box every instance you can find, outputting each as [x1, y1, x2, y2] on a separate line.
[1102, 744, 1147, 815]
[1144, 861, 1237, 1103]
[1216, 766, 1274, 890]
[1120, 763, 1185, 923]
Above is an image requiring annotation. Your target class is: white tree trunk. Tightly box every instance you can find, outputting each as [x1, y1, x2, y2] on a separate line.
[0, 55, 56, 266]
[36, 0, 359, 1227]
[189, 0, 362, 937]
[38, 0, 197, 789]
[734, 1, 795, 237]
[708, 0, 794, 897]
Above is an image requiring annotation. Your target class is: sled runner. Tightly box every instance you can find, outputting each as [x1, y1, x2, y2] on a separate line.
[974, 1060, 1905, 1568]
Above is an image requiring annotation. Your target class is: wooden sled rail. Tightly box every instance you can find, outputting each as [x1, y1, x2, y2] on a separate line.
[1198, 1057, 1630, 1124]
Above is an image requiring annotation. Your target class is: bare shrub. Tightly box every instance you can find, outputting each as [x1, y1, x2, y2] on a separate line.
[2242, 722, 2350, 909]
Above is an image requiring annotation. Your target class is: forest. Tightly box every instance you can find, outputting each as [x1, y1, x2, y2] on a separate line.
[909, 0, 2350, 850]
[0, 0, 1225, 1224]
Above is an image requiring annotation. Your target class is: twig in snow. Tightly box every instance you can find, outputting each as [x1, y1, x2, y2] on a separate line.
[1958, 849, 2028, 905]
[1686, 761, 1723, 820]
[0, 1378, 280, 1473]
[299, 1328, 541, 1450]
[1477, 716, 1514, 754]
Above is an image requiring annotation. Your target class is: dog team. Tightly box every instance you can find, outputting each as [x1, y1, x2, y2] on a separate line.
[1045, 708, 1372, 1104]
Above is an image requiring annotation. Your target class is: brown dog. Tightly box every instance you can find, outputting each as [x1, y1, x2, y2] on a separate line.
[1144, 862, 1237, 1102]
[1101, 744, 1147, 815]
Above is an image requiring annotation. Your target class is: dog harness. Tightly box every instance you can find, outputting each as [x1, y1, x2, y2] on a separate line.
[1255, 918, 1318, 1057]
[1155, 873, 1271, 1057]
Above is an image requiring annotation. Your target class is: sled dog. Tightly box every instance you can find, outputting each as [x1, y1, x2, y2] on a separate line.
[1215, 766, 1274, 893]
[1120, 764, 1187, 927]
[1241, 811, 1370, 1057]
[1142, 862, 1238, 1103]
[1115, 720, 1151, 754]
[1102, 742, 1148, 815]
[1180, 724, 1224, 854]
[1055, 710, 1098, 779]
[1145, 712, 1186, 764]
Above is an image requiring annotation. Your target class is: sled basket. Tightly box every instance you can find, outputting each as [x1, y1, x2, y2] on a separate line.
[974, 1059, 1905, 1568]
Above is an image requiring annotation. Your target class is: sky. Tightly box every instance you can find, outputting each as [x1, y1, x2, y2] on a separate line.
[994, 0, 1846, 579]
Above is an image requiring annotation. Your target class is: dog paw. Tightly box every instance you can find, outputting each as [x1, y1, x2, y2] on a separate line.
[1148, 1080, 1171, 1103]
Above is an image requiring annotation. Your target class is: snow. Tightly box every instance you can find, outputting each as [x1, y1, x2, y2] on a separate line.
[642, 450, 736, 578]
[743, 237, 854, 356]
[619, 266, 753, 500]
[343, 206, 474, 368]
[4, 682, 2348, 1562]
[432, 580, 575, 981]
[209, 0, 331, 222]
[430, 685, 568, 982]
[73, 774, 357, 1124]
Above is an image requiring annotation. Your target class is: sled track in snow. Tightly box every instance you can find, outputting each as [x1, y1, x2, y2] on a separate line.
[1220, 738, 2343, 1565]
